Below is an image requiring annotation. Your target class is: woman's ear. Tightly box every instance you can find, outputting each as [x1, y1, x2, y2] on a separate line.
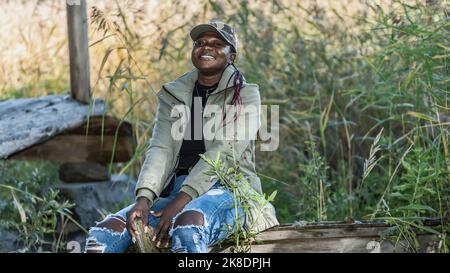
[229, 52, 236, 64]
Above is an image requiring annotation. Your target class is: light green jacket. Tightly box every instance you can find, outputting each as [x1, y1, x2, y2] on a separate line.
[135, 65, 279, 233]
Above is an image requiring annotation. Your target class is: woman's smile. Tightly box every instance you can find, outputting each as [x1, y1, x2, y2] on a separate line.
[199, 55, 215, 61]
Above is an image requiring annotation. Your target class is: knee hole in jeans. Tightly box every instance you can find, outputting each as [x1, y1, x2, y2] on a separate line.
[95, 216, 126, 233]
[173, 210, 204, 228]
[85, 216, 127, 253]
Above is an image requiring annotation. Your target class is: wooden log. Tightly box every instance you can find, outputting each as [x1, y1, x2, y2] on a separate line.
[0, 95, 105, 159]
[65, 115, 134, 137]
[10, 133, 134, 163]
[131, 219, 169, 253]
[66, 0, 91, 104]
[209, 221, 442, 253]
[9, 114, 135, 163]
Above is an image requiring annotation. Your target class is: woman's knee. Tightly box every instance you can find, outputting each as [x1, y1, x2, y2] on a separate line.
[85, 216, 128, 253]
[173, 210, 204, 228]
[95, 216, 127, 232]
[170, 210, 207, 253]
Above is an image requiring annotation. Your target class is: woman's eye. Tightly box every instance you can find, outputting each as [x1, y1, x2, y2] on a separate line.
[194, 40, 225, 48]
[194, 40, 205, 47]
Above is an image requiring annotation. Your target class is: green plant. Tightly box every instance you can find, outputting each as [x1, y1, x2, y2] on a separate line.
[0, 184, 82, 252]
[201, 151, 277, 253]
[0, 160, 84, 253]
[297, 140, 330, 222]
[369, 144, 448, 252]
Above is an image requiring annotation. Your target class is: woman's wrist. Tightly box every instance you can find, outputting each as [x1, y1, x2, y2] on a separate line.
[137, 196, 151, 206]
[175, 192, 192, 206]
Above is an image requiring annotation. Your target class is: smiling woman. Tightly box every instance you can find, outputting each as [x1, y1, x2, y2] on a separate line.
[191, 32, 235, 80]
[84, 20, 279, 253]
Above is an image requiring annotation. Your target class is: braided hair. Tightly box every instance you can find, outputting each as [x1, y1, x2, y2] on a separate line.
[220, 63, 244, 128]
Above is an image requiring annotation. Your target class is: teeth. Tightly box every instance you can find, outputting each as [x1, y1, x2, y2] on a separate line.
[200, 55, 215, 60]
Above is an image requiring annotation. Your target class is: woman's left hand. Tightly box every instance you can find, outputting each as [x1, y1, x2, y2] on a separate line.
[151, 192, 192, 248]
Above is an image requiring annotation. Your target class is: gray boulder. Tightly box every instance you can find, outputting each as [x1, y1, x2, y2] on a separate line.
[0, 228, 19, 253]
[52, 174, 136, 229]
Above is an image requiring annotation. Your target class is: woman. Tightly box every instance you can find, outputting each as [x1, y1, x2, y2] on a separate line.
[85, 21, 278, 253]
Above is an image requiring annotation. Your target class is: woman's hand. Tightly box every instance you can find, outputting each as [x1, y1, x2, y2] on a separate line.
[151, 192, 192, 248]
[126, 197, 151, 242]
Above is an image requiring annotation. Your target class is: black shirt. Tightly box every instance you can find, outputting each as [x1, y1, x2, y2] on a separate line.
[177, 81, 218, 171]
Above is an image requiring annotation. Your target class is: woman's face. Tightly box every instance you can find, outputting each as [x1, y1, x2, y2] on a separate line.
[191, 32, 235, 76]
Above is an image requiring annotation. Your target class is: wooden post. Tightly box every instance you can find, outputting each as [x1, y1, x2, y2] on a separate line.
[66, 0, 91, 104]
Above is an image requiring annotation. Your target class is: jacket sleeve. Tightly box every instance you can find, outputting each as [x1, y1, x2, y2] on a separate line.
[135, 91, 176, 206]
[180, 84, 261, 199]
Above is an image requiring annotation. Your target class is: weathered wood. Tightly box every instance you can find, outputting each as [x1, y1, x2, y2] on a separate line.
[10, 115, 135, 163]
[11, 131, 134, 163]
[132, 219, 168, 253]
[66, 0, 91, 104]
[64, 115, 134, 137]
[209, 221, 442, 253]
[0, 95, 105, 159]
[59, 162, 109, 182]
[225, 234, 436, 253]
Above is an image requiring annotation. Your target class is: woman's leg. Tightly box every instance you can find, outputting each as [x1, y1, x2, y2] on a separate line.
[84, 175, 187, 253]
[169, 182, 245, 253]
[84, 204, 134, 253]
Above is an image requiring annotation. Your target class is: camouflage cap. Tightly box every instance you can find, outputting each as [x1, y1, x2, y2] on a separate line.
[190, 21, 238, 53]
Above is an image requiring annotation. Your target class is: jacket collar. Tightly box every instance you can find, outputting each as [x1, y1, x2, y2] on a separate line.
[162, 64, 244, 104]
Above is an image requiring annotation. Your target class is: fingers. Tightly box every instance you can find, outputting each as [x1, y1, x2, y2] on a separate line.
[150, 210, 162, 217]
[150, 209, 175, 247]
[162, 238, 170, 249]
[126, 210, 142, 242]
[154, 222, 171, 248]
[153, 220, 163, 242]
[150, 210, 165, 245]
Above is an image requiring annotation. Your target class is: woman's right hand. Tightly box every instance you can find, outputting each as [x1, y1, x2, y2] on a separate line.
[126, 197, 151, 242]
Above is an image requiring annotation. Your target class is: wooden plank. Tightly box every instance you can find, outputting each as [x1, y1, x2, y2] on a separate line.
[255, 227, 387, 241]
[64, 116, 134, 137]
[0, 95, 105, 159]
[9, 115, 135, 163]
[223, 234, 436, 253]
[255, 222, 396, 241]
[10, 134, 133, 163]
[66, 0, 91, 104]
[208, 221, 442, 253]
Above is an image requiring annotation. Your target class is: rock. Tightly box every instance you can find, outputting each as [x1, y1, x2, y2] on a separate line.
[0, 228, 19, 253]
[59, 162, 110, 183]
[50, 174, 136, 229]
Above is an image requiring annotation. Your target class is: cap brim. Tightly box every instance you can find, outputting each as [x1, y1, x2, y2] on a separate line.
[190, 24, 232, 46]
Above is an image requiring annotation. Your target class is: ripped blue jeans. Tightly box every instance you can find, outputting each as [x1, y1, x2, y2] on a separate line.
[85, 175, 244, 253]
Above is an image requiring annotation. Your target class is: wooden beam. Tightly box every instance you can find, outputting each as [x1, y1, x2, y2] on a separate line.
[207, 221, 442, 253]
[9, 116, 136, 163]
[0, 95, 105, 159]
[66, 0, 91, 104]
[10, 134, 134, 163]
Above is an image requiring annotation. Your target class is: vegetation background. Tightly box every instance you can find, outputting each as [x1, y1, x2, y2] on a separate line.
[0, 0, 448, 252]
